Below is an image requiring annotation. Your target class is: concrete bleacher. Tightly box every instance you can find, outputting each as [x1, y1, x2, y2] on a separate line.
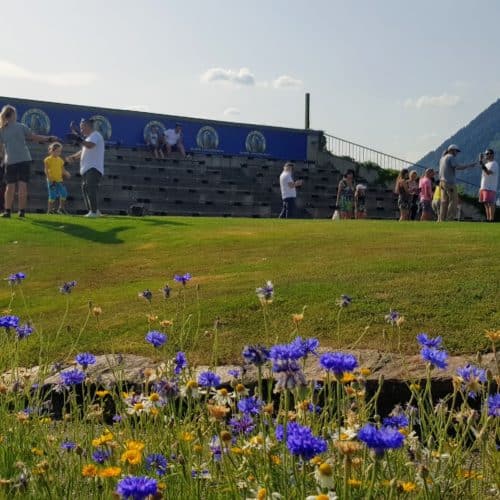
[24, 143, 399, 219]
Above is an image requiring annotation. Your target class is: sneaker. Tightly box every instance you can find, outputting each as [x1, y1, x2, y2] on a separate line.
[18, 210, 25, 218]
[84, 211, 98, 218]
[1, 211, 11, 218]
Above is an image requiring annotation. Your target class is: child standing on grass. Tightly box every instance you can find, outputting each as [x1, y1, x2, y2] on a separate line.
[44, 142, 70, 214]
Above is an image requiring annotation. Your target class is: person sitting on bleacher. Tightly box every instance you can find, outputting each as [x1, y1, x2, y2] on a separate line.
[163, 123, 186, 158]
[146, 126, 163, 160]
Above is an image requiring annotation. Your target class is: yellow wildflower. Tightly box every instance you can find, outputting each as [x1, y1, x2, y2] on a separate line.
[485, 330, 500, 342]
[92, 306, 102, 317]
[256, 488, 267, 500]
[409, 383, 421, 392]
[95, 390, 110, 398]
[82, 464, 98, 477]
[398, 481, 417, 493]
[147, 314, 158, 322]
[32, 460, 49, 475]
[98, 467, 121, 478]
[348, 478, 362, 487]
[92, 431, 114, 447]
[160, 319, 173, 328]
[31, 448, 44, 456]
[181, 431, 195, 442]
[292, 312, 304, 325]
[270, 455, 281, 465]
[193, 445, 203, 453]
[360, 367, 371, 377]
[149, 392, 160, 402]
[125, 440, 145, 452]
[121, 448, 142, 465]
[341, 372, 356, 383]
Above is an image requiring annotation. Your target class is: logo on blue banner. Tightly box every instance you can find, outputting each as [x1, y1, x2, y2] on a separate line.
[245, 130, 266, 153]
[143, 120, 166, 142]
[196, 126, 219, 150]
[21, 108, 51, 135]
[90, 115, 112, 140]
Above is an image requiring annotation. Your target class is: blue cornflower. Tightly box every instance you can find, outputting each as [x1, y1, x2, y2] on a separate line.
[59, 281, 77, 294]
[174, 351, 187, 375]
[319, 352, 358, 375]
[60, 441, 76, 451]
[145, 331, 167, 348]
[336, 294, 352, 307]
[284, 422, 327, 460]
[242, 345, 270, 366]
[237, 396, 263, 415]
[145, 453, 168, 476]
[421, 346, 448, 369]
[174, 273, 192, 285]
[92, 448, 111, 464]
[417, 333, 443, 348]
[60, 369, 86, 386]
[358, 424, 405, 456]
[7, 272, 26, 285]
[290, 336, 319, 357]
[75, 352, 96, 369]
[229, 414, 255, 435]
[487, 394, 500, 417]
[227, 369, 240, 378]
[275, 424, 284, 442]
[385, 309, 400, 325]
[139, 289, 153, 302]
[256, 280, 274, 303]
[383, 414, 409, 428]
[112, 414, 122, 423]
[456, 364, 487, 398]
[0, 315, 20, 330]
[15, 323, 33, 339]
[198, 371, 221, 388]
[116, 476, 158, 500]
[209, 436, 223, 462]
[269, 342, 304, 372]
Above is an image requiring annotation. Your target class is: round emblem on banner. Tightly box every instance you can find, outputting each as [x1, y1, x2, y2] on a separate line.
[90, 115, 112, 140]
[196, 126, 219, 150]
[21, 108, 51, 135]
[143, 120, 166, 142]
[245, 130, 266, 153]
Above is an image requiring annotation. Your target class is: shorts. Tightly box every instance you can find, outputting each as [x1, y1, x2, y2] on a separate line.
[5, 161, 32, 183]
[420, 200, 432, 215]
[47, 181, 68, 201]
[398, 196, 411, 211]
[479, 189, 496, 204]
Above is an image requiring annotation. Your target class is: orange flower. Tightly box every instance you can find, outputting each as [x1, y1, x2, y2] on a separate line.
[207, 404, 229, 420]
[82, 464, 98, 477]
[125, 440, 145, 452]
[92, 431, 114, 447]
[121, 449, 142, 465]
[98, 467, 121, 478]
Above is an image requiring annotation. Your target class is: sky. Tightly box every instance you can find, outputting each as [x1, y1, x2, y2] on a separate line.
[2, 0, 500, 162]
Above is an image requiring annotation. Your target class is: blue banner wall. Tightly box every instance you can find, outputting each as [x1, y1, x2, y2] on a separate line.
[0, 97, 314, 161]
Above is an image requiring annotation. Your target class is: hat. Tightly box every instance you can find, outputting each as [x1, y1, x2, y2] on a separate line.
[447, 144, 461, 153]
[356, 184, 367, 191]
[484, 148, 494, 155]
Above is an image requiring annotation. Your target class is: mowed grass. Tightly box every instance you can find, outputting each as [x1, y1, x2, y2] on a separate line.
[0, 215, 498, 366]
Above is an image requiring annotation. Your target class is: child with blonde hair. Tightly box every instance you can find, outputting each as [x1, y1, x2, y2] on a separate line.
[44, 142, 70, 214]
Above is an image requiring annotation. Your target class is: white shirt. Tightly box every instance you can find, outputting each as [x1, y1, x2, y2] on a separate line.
[480, 160, 499, 192]
[164, 128, 180, 146]
[80, 131, 105, 175]
[279, 171, 296, 199]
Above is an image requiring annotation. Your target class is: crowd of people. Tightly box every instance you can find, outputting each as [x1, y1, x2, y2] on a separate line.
[1, 103, 498, 222]
[279, 144, 498, 222]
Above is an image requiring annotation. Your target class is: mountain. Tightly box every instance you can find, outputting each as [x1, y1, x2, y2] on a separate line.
[417, 98, 500, 194]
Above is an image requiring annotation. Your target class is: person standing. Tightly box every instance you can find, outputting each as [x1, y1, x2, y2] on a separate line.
[431, 182, 441, 221]
[67, 119, 105, 218]
[354, 183, 367, 219]
[336, 169, 355, 219]
[44, 142, 70, 214]
[0, 105, 56, 218]
[408, 170, 420, 220]
[394, 169, 411, 221]
[279, 162, 302, 218]
[418, 168, 435, 221]
[438, 145, 476, 221]
[479, 148, 498, 222]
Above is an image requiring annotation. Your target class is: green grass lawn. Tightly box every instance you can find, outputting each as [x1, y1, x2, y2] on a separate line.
[0, 215, 498, 367]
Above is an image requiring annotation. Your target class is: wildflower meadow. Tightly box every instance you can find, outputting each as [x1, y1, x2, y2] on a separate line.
[0, 269, 498, 499]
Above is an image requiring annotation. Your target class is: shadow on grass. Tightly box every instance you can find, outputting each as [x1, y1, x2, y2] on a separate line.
[31, 216, 189, 244]
[31, 219, 130, 244]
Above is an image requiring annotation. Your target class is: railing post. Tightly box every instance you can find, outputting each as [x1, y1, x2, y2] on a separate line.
[305, 93, 310, 129]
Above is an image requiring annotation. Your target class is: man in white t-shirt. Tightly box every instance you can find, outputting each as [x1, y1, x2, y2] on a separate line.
[279, 162, 303, 218]
[163, 123, 186, 158]
[67, 119, 105, 217]
[479, 148, 499, 222]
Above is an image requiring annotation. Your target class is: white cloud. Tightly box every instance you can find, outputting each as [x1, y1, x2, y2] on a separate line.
[223, 107, 240, 117]
[404, 93, 461, 109]
[201, 67, 255, 86]
[126, 104, 150, 112]
[0, 59, 97, 87]
[272, 75, 303, 89]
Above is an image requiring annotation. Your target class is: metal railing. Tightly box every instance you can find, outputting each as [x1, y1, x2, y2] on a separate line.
[323, 133, 483, 196]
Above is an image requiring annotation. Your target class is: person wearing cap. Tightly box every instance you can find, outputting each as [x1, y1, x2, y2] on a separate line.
[354, 183, 367, 219]
[438, 144, 476, 221]
[418, 168, 435, 221]
[163, 123, 186, 158]
[66, 119, 105, 218]
[279, 162, 303, 218]
[479, 148, 498, 222]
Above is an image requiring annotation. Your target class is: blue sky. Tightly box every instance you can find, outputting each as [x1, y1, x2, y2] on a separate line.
[2, 0, 499, 161]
